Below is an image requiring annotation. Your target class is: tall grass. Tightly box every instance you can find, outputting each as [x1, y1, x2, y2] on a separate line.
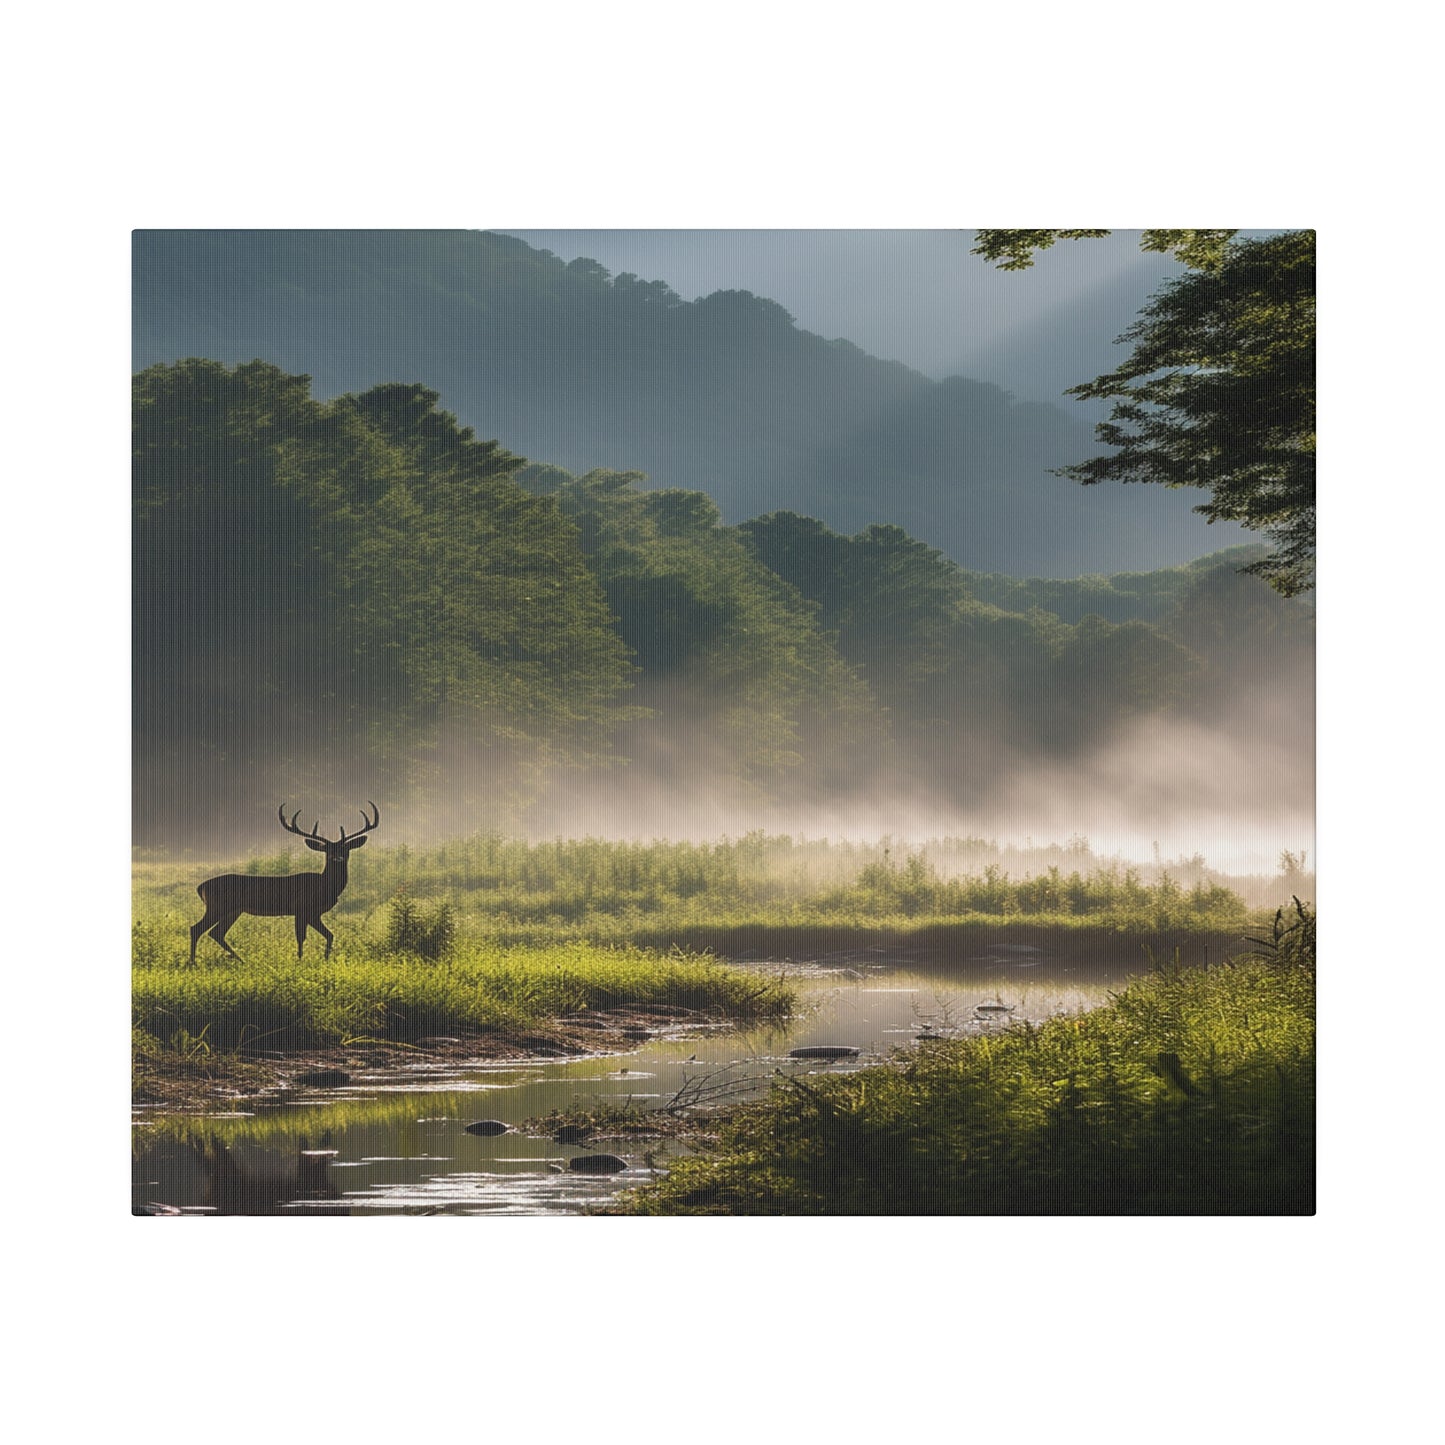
[133, 934, 791, 1053]
[617, 956, 1315, 1216]
[347, 832, 1267, 921]
[137, 832, 1273, 944]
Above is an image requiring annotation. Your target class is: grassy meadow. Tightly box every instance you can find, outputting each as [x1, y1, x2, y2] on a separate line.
[137, 831, 1282, 945]
[133, 831, 1300, 1076]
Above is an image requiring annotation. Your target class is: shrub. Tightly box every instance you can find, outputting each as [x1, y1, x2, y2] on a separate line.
[1243, 895, 1316, 971]
[384, 893, 457, 959]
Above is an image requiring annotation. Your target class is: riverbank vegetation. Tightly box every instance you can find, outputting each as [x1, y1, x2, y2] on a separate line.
[133, 832, 1293, 1107]
[133, 936, 789, 1056]
[132, 929, 792, 1113]
[617, 915, 1315, 1215]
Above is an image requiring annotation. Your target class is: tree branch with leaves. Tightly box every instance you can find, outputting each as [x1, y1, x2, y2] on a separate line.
[973, 229, 1315, 595]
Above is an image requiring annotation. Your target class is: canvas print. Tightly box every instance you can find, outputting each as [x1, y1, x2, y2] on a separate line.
[131, 228, 1315, 1216]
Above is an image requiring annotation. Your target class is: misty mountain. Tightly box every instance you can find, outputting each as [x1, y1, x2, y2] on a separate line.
[499, 228, 1182, 414]
[133, 229, 1238, 577]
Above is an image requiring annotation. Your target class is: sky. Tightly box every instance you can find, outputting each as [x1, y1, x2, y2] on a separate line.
[500, 228, 1188, 417]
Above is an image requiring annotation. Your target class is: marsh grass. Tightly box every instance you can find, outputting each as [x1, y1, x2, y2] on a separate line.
[132, 933, 791, 1054]
[616, 957, 1315, 1216]
[132, 833, 1282, 1069]
[136, 832, 1270, 958]
[330, 833, 1262, 924]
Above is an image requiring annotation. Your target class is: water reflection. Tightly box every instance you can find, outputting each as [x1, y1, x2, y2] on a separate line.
[134, 1137, 349, 1215]
[198, 1139, 347, 1215]
[133, 963, 1128, 1217]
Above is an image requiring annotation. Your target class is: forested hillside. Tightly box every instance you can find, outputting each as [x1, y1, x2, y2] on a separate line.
[133, 362, 635, 845]
[134, 360, 1313, 850]
[132, 229, 1236, 576]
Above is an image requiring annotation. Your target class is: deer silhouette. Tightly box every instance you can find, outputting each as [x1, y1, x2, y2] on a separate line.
[189, 804, 379, 963]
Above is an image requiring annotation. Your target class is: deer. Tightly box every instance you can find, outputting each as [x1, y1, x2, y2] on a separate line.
[189, 804, 380, 963]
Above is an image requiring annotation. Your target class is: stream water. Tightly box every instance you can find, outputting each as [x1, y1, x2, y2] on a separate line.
[132, 957, 1138, 1216]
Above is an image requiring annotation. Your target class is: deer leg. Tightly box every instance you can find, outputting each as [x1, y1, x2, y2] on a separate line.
[313, 918, 335, 958]
[189, 913, 211, 964]
[295, 915, 309, 959]
[208, 913, 244, 961]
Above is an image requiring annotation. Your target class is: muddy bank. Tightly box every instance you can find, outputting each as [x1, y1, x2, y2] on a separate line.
[132, 1005, 709, 1116]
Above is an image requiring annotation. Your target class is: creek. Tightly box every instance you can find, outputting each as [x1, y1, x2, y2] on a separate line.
[132, 954, 1140, 1216]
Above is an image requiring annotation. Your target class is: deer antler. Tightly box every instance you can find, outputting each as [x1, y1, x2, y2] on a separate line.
[278, 805, 333, 843]
[279, 803, 379, 845]
[340, 803, 380, 843]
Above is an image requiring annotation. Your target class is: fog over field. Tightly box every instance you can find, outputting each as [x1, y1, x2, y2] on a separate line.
[454, 702, 1313, 877]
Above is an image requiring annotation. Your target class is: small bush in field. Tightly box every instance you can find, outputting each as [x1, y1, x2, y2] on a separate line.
[384, 894, 457, 959]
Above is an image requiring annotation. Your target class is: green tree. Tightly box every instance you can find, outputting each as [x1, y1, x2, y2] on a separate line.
[524, 471, 883, 791]
[974, 229, 1315, 596]
[133, 363, 636, 844]
[340, 384, 636, 783]
[1164, 559, 1315, 698]
[973, 229, 1241, 272]
[741, 513, 1008, 791]
[740, 510, 1203, 792]
[133, 359, 399, 840]
[1045, 615, 1199, 748]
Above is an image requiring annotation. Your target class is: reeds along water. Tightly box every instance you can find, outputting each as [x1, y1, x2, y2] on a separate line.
[306, 832, 1307, 921]
[135, 832, 1311, 975]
